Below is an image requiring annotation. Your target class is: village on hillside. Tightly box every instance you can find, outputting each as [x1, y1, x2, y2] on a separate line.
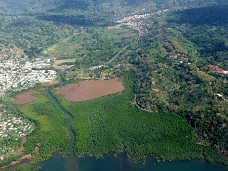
[0, 106, 34, 160]
[0, 45, 54, 161]
[115, 9, 169, 34]
[0, 46, 57, 99]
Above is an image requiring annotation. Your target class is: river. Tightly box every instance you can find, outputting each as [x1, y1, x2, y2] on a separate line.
[40, 72, 228, 171]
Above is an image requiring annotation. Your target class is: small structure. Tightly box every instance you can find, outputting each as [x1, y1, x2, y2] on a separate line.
[216, 94, 224, 99]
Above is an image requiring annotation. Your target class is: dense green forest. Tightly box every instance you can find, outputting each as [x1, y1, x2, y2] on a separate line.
[15, 93, 70, 164]
[52, 74, 205, 164]
[130, 5, 228, 161]
[52, 72, 227, 165]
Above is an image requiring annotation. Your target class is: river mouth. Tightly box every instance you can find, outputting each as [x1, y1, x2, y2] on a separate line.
[39, 152, 228, 171]
[43, 89, 228, 171]
[39, 72, 228, 171]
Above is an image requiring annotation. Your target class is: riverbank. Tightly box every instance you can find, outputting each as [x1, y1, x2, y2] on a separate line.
[13, 92, 71, 168]
[1, 137, 32, 171]
[3, 73, 227, 170]
[52, 74, 205, 164]
[4, 154, 32, 170]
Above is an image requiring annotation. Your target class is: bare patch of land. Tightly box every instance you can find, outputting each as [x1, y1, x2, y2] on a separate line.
[209, 65, 228, 76]
[56, 78, 124, 101]
[2, 137, 31, 171]
[13, 137, 27, 156]
[4, 154, 32, 170]
[41, 80, 59, 87]
[15, 92, 37, 104]
[53, 59, 75, 66]
[107, 26, 121, 29]
[53, 58, 75, 70]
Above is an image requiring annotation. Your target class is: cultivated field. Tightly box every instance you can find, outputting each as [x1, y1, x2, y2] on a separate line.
[56, 78, 124, 101]
[15, 93, 38, 104]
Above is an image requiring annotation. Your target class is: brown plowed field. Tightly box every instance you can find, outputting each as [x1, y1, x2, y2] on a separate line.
[57, 78, 124, 101]
[15, 92, 37, 104]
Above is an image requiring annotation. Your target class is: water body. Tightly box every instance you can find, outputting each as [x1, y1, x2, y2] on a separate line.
[40, 152, 228, 171]
[40, 72, 228, 171]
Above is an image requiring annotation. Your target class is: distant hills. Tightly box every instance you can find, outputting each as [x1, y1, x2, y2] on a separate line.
[0, 0, 227, 14]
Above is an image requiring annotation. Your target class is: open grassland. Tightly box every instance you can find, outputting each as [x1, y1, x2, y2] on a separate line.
[53, 74, 203, 164]
[16, 92, 70, 164]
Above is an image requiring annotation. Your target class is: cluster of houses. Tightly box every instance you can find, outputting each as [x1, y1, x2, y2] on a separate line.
[115, 9, 169, 34]
[0, 108, 34, 160]
[0, 46, 42, 160]
[116, 13, 151, 34]
[89, 65, 104, 71]
[0, 57, 57, 98]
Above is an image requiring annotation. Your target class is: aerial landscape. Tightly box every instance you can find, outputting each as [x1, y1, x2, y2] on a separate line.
[0, 0, 227, 170]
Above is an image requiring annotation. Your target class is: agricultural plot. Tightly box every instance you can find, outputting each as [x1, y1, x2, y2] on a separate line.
[56, 78, 124, 101]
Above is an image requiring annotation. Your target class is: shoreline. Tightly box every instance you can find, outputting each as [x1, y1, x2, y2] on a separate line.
[2, 154, 32, 170]
[2, 150, 228, 170]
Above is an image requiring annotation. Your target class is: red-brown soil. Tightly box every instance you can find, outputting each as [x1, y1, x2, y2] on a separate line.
[210, 65, 228, 76]
[4, 154, 32, 170]
[15, 92, 37, 104]
[2, 137, 32, 170]
[13, 137, 27, 156]
[57, 78, 124, 101]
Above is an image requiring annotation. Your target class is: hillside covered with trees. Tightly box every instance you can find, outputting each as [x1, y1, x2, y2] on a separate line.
[0, 0, 227, 169]
[131, 5, 228, 160]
